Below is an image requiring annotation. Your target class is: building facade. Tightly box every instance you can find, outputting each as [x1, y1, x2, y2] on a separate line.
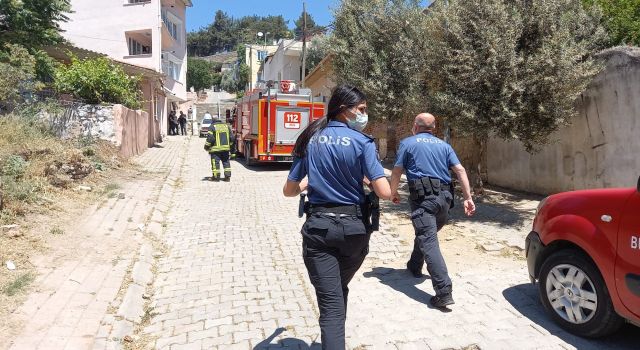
[244, 44, 279, 90]
[61, 0, 192, 137]
[303, 54, 335, 108]
[260, 40, 303, 85]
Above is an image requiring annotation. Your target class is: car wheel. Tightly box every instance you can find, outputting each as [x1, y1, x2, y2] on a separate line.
[538, 249, 624, 337]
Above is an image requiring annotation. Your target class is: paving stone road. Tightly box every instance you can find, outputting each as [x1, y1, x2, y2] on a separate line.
[4, 135, 637, 350]
[139, 137, 638, 350]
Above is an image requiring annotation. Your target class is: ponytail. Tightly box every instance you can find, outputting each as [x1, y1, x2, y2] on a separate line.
[292, 117, 328, 158]
[292, 85, 367, 158]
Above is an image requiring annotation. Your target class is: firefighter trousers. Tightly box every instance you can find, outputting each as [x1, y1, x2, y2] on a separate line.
[210, 151, 231, 179]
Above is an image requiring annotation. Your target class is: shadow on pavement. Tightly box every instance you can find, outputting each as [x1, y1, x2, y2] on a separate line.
[503, 283, 640, 349]
[362, 267, 452, 312]
[234, 158, 292, 172]
[378, 182, 539, 229]
[253, 328, 321, 350]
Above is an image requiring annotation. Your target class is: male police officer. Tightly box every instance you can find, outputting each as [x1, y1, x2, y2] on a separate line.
[390, 113, 475, 308]
[204, 115, 234, 181]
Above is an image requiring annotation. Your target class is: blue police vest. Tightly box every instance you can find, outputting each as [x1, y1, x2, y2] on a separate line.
[394, 132, 460, 183]
[288, 120, 385, 205]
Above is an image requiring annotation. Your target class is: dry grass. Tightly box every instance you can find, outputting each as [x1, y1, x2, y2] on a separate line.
[0, 112, 131, 340]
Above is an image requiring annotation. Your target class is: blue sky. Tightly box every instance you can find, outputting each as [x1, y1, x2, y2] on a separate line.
[186, 0, 340, 32]
[186, 0, 432, 33]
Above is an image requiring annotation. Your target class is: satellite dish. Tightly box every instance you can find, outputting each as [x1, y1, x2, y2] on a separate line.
[257, 32, 264, 37]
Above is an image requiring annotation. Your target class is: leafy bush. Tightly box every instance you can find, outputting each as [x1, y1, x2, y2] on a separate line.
[2, 156, 28, 178]
[0, 44, 40, 111]
[1, 176, 41, 203]
[584, 0, 640, 46]
[53, 56, 142, 109]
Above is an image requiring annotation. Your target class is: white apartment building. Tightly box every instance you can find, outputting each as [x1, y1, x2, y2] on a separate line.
[261, 40, 304, 84]
[61, 0, 192, 136]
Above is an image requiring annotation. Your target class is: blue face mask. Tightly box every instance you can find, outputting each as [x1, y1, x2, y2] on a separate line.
[347, 110, 368, 131]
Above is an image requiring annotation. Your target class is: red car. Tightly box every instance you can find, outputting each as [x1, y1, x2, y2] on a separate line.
[526, 177, 640, 337]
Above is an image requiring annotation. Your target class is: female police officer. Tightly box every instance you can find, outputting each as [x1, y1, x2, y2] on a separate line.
[283, 85, 391, 350]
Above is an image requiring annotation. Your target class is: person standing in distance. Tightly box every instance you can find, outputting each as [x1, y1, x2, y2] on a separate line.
[283, 85, 391, 350]
[178, 111, 187, 136]
[390, 113, 476, 308]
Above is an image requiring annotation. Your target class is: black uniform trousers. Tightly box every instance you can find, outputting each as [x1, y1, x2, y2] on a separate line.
[179, 122, 187, 135]
[302, 212, 370, 350]
[209, 151, 231, 179]
[407, 190, 453, 296]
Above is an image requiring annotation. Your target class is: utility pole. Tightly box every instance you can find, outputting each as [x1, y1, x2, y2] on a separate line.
[301, 1, 307, 87]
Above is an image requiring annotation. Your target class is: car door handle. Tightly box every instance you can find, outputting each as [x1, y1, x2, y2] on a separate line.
[601, 215, 613, 223]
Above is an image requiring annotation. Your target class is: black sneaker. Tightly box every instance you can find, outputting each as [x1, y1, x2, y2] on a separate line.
[210, 177, 220, 182]
[430, 293, 454, 308]
[223, 177, 231, 182]
[406, 262, 423, 278]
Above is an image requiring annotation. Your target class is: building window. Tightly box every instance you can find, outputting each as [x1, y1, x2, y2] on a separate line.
[162, 55, 181, 80]
[128, 37, 151, 55]
[161, 10, 180, 42]
[257, 50, 267, 61]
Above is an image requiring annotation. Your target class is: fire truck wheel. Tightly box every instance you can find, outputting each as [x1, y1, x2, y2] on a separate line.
[244, 141, 254, 166]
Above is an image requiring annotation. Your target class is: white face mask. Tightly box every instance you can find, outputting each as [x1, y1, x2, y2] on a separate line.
[347, 110, 368, 131]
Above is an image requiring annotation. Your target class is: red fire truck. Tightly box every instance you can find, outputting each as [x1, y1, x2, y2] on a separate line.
[234, 80, 325, 165]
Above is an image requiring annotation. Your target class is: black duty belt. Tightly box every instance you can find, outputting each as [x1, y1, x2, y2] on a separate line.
[308, 203, 363, 216]
[408, 177, 449, 200]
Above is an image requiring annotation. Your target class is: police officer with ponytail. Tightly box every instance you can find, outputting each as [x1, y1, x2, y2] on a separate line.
[283, 85, 391, 350]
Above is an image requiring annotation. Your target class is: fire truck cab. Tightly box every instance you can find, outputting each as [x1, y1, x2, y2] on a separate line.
[234, 80, 325, 165]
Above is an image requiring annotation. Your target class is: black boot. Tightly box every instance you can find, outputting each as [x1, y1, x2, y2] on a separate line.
[430, 293, 454, 308]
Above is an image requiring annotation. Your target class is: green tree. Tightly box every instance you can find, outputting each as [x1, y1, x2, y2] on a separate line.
[294, 11, 324, 39]
[220, 70, 236, 93]
[584, 0, 640, 46]
[0, 0, 71, 80]
[187, 58, 221, 92]
[53, 56, 142, 109]
[331, 0, 428, 124]
[237, 63, 250, 92]
[306, 35, 330, 73]
[424, 0, 607, 151]
[0, 0, 70, 48]
[187, 12, 291, 57]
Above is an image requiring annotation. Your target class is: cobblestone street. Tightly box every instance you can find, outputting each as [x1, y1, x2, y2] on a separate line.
[4, 136, 639, 350]
[138, 137, 638, 350]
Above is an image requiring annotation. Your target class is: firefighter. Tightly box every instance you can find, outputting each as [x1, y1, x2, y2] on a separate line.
[283, 85, 391, 350]
[204, 115, 234, 182]
[390, 113, 476, 308]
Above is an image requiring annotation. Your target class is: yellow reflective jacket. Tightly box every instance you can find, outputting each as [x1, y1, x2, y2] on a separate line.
[204, 121, 233, 152]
